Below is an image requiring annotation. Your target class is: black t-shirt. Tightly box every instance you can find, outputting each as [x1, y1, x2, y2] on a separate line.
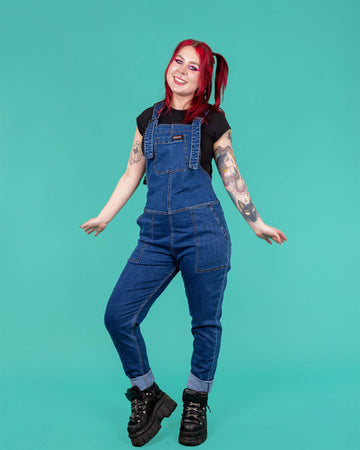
[136, 105, 231, 178]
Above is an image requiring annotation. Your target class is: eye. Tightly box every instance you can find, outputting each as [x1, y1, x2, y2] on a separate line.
[189, 65, 199, 71]
[175, 58, 182, 64]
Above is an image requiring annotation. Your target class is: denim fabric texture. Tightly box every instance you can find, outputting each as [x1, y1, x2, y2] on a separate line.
[104, 102, 232, 393]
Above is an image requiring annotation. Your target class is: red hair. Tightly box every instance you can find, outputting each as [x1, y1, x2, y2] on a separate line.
[159, 39, 229, 124]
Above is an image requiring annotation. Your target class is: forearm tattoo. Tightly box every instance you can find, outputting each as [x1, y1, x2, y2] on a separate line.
[214, 144, 261, 224]
[129, 140, 144, 165]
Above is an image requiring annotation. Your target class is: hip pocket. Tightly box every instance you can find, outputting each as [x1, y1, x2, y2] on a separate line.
[190, 205, 231, 273]
[128, 239, 148, 263]
[208, 203, 231, 243]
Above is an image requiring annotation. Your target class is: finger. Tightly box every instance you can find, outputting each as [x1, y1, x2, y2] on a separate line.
[278, 230, 287, 241]
[273, 233, 281, 244]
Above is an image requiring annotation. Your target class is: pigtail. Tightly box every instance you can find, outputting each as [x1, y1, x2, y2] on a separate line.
[212, 52, 229, 109]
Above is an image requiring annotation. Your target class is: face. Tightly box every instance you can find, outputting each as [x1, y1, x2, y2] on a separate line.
[166, 45, 201, 100]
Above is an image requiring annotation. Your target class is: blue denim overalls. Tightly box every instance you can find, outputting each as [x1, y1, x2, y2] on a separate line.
[104, 102, 232, 393]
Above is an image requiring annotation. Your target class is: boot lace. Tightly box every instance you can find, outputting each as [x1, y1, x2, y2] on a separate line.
[182, 400, 211, 422]
[130, 391, 153, 422]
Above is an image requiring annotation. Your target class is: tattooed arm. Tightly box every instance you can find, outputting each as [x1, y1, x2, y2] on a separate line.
[94, 127, 146, 225]
[213, 129, 287, 245]
[214, 129, 265, 231]
[124, 126, 146, 176]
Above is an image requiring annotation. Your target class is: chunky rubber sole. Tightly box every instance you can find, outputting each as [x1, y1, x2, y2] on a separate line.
[128, 393, 177, 447]
[179, 428, 207, 446]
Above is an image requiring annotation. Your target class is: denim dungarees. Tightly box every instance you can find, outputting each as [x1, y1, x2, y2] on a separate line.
[104, 102, 232, 393]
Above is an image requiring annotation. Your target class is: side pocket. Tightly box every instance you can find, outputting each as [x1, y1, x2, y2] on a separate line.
[208, 204, 230, 242]
[128, 240, 148, 264]
[190, 207, 230, 273]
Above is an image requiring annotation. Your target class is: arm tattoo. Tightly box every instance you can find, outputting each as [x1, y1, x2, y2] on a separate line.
[214, 145, 245, 193]
[214, 145, 261, 225]
[237, 199, 259, 223]
[129, 140, 144, 165]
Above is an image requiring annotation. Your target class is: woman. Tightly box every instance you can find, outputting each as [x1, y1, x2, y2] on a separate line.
[80, 39, 287, 447]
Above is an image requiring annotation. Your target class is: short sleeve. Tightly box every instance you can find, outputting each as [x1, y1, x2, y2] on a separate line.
[206, 110, 231, 142]
[136, 106, 153, 136]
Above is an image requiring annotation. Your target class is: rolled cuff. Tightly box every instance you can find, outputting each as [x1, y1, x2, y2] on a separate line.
[187, 371, 214, 393]
[129, 368, 155, 391]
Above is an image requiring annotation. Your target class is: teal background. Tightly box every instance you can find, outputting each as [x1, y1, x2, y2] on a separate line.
[1, 0, 359, 448]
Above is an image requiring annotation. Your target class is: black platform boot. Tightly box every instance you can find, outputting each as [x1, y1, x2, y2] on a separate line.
[125, 382, 177, 447]
[178, 388, 211, 446]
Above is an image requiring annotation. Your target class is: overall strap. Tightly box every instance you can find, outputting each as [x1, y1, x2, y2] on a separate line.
[144, 102, 164, 158]
[189, 117, 202, 169]
[189, 109, 209, 169]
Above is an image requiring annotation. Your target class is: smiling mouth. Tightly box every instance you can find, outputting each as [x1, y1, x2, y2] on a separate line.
[174, 76, 187, 85]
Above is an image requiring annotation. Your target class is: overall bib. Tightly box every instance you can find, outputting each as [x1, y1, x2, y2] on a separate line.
[104, 102, 232, 393]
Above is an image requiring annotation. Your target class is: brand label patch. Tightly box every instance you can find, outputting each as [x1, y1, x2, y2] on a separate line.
[172, 134, 183, 140]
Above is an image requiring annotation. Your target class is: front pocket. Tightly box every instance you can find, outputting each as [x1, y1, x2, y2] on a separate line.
[208, 204, 231, 243]
[190, 206, 230, 273]
[128, 239, 148, 263]
[154, 135, 188, 174]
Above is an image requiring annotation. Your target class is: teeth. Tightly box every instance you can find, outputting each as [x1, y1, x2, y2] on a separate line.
[174, 77, 186, 84]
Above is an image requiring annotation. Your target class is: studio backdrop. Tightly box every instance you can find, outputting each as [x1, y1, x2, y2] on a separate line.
[1, 1, 359, 449]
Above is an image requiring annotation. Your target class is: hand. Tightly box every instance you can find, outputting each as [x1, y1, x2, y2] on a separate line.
[253, 223, 287, 245]
[79, 217, 108, 236]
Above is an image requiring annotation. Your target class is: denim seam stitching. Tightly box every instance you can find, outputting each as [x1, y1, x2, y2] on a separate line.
[168, 214, 175, 258]
[153, 135, 188, 175]
[208, 266, 228, 378]
[196, 265, 228, 273]
[144, 200, 220, 215]
[190, 118, 201, 169]
[208, 205, 229, 241]
[189, 209, 199, 271]
[190, 209, 228, 273]
[128, 241, 148, 263]
[167, 173, 172, 210]
[131, 265, 179, 374]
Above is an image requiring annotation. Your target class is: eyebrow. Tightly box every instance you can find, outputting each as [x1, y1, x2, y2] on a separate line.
[175, 54, 200, 66]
